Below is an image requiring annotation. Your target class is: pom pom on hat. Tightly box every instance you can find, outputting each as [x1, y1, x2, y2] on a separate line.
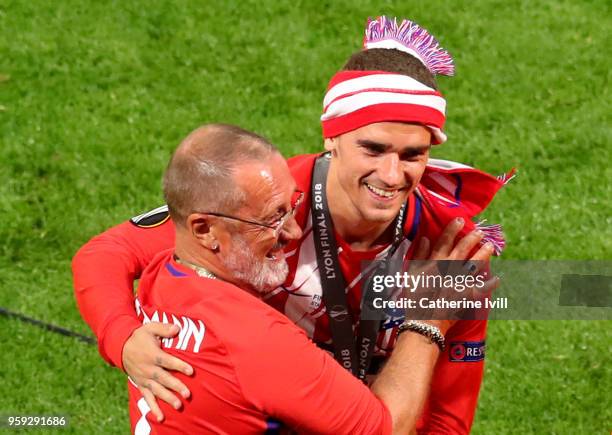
[364, 16, 455, 76]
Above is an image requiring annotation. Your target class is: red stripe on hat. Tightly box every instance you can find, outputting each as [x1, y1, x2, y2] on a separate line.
[322, 103, 446, 141]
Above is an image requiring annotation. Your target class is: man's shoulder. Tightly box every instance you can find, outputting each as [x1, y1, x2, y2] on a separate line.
[140, 255, 241, 313]
[149, 265, 255, 310]
[287, 152, 319, 168]
[286, 153, 320, 185]
[139, 249, 175, 286]
[140, 265, 304, 359]
[129, 205, 171, 229]
[148, 264, 298, 337]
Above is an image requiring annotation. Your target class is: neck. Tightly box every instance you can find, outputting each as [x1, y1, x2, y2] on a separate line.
[174, 255, 216, 279]
[174, 234, 234, 284]
[326, 164, 396, 251]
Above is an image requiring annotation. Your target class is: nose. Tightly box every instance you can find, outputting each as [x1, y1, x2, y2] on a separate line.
[279, 215, 303, 241]
[377, 153, 403, 187]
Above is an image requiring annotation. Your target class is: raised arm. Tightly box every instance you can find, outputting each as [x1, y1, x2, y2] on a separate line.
[72, 210, 175, 366]
[416, 320, 487, 434]
[237, 220, 497, 434]
[370, 218, 497, 433]
[72, 208, 192, 420]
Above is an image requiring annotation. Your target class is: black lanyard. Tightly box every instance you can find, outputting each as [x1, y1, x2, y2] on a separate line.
[311, 153, 408, 381]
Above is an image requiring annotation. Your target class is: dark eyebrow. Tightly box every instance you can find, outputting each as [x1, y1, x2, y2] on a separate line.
[400, 144, 431, 159]
[357, 139, 391, 152]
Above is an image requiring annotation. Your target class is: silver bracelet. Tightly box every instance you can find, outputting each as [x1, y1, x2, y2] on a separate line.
[398, 320, 445, 352]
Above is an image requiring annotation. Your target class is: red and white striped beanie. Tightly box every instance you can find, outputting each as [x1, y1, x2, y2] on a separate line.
[321, 16, 455, 145]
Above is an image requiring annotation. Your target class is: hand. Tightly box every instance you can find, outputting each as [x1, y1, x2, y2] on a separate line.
[408, 218, 500, 333]
[123, 322, 194, 422]
[413, 217, 495, 263]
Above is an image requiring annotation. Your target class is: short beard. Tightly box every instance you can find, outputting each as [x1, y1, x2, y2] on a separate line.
[220, 234, 289, 293]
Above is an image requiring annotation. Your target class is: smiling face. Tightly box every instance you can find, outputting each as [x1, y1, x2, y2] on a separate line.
[325, 122, 431, 226]
[212, 153, 303, 292]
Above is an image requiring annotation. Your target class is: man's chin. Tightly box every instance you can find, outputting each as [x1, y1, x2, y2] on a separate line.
[359, 205, 404, 225]
[360, 191, 409, 220]
[254, 259, 289, 293]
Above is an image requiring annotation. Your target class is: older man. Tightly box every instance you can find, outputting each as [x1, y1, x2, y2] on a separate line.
[127, 123, 491, 434]
[73, 17, 509, 433]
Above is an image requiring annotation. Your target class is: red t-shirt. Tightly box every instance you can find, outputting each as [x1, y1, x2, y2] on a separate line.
[74, 154, 510, 434]
[127, 251, 392, 434]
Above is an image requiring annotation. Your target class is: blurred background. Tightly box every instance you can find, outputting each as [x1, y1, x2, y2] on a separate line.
[0, 0, 610, 433]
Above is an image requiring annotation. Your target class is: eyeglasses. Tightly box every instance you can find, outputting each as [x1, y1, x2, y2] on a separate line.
[197, 191, 304, 237]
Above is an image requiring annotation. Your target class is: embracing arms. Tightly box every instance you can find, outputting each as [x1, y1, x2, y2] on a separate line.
[72, 213, 193, 417]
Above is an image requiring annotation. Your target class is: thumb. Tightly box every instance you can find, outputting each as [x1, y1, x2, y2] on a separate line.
[143, 322, 180, 338]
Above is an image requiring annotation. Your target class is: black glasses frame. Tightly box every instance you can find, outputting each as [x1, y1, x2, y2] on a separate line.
[194, 191, 304, 236]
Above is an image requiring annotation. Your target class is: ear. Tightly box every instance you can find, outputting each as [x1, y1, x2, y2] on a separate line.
[324, 137, 338, 154]
[187, 213, 219, 251]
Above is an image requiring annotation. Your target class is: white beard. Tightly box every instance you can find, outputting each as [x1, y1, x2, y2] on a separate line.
[220, 234, 289, 293]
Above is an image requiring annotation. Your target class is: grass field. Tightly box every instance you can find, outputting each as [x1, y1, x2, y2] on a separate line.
[0, 0, 610, 433]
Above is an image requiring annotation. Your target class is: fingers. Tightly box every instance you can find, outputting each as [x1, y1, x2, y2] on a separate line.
[142, 322, 180, 338]
[140, 386, 165, 422]
[467, 276, 500, 303]
[451, 229, 485, 259]
[469, 241, 495, 263]
[430, 218, 464, 259]
[122, 322, 193, 411]
[152, 355, 192, 398]
[156, 352, 194, 378]
[479, 276, 501, 294]
[142, 379, 183, 411]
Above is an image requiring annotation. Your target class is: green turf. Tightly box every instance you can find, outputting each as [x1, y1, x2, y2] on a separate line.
[0, 0, 610, 433]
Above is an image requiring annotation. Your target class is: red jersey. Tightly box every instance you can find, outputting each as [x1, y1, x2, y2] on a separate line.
[127, 251, 392, 434]
[73, 154, 510, 434]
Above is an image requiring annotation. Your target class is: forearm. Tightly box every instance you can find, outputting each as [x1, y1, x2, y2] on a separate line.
[73, 245, 142, 367]
[416, 320, 487, 434]
[72, 218, 174, 366]
[370, 330, 441, 434]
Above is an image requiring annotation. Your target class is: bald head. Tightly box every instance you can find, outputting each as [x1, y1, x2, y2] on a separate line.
[163, 123, 279, 226]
